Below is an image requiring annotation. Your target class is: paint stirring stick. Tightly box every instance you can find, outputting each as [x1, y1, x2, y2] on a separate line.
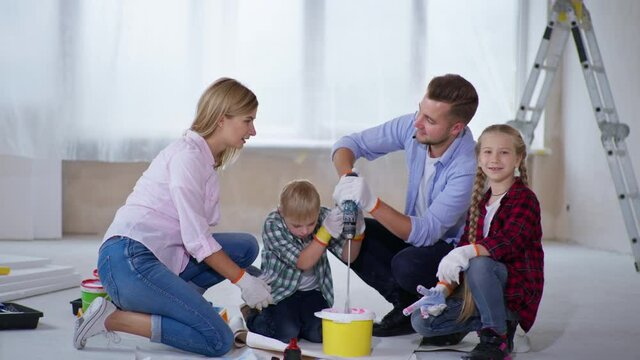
[344, 238, 351, 314]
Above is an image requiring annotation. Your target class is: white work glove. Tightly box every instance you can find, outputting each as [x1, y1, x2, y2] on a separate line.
[402, 283, 448, 318]
[324, 206, 344, 238]
[332, 176, 379, 213]
[234, 271, 273, 310]
[436, 245, 479, 284]
[314, 206, 343, 246]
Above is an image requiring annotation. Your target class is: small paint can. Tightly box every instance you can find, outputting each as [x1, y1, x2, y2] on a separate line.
[80, 278, 109, 312]
[315, 307, 376, 357]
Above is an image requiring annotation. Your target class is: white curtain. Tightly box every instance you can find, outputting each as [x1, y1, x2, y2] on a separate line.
[0, 0, 521, 162]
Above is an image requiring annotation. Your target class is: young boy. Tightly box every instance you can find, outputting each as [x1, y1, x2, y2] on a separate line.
[244, 179, 364, 343]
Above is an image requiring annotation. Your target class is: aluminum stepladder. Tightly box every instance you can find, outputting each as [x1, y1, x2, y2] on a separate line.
[507, 0, 640, 271]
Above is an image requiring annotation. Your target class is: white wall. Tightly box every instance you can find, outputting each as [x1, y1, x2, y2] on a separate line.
[62, 149, 408, 237]
[0, 155, 61, 239]
[554, 0, 640, 253]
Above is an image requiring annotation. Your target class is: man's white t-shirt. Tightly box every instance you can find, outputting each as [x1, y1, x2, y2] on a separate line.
[415, 148, 441, 217]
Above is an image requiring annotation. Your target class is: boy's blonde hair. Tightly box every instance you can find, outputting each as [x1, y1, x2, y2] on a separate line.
[459, 124, 529, 323]
[279, 180, 321, 222]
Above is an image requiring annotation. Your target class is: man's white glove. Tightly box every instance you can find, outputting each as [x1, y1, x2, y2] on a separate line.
[234, 271, 273, 310]
[332, 176, 380, 213]
[436, 245, 479, 284]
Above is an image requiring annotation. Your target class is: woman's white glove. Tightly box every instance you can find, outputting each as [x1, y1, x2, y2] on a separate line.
[234, 271, 273, 310]
[436, 245, 479, 284]
[332, 176, 379, 213]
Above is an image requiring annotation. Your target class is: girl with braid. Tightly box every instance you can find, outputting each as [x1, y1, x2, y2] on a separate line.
[406, 124, 544, 360]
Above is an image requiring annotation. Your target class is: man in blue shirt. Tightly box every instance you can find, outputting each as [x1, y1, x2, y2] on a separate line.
[332, 74, 478, 337]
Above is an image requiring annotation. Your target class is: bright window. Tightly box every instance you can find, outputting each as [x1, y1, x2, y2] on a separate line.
[0, 0, 532, 161]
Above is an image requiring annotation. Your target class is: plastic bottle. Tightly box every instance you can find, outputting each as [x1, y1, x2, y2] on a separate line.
[283, 338, 302, 360]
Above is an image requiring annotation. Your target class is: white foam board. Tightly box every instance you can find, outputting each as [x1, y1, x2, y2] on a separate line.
[0, 254, 51, 269]
[0, 264, 78, 285]
[0, 272, 81, 293]
[0, 274, 81, 302]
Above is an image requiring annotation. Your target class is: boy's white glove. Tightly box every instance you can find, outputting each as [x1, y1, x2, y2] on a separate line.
[332, 176, 380, 213]
[323, 206, 344, 238]
[234, 271, 273, 310]
[436, 245, 479, 284]
[314, 207, 343, 246]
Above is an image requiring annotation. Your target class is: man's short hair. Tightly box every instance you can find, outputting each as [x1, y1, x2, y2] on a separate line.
[427, 74, 479, 125]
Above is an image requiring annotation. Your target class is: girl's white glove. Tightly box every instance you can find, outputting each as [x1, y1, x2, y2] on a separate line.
[402, 283, 448, 318]
[436, 245, 478, 284]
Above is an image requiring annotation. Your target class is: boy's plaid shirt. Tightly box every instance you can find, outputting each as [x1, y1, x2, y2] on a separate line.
[260, 207, 347, 305]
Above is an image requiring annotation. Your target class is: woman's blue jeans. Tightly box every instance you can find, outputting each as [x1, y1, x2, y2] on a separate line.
[98, 234, 259, 357]
[411, 257, 515, 337]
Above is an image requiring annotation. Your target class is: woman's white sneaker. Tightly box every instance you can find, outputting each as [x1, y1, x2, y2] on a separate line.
[73, 297, 117, 349]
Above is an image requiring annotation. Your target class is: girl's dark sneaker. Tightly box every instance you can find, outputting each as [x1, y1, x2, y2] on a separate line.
[461, 328, 511, 360]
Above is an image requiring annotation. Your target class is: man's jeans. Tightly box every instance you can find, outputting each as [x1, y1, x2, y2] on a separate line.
[98, 233, 258, 357]
[246, 290, 328, 343]
[410, 257, 514, 336]
[348, 218, 454, 307]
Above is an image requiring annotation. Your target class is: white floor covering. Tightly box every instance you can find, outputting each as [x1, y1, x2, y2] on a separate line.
[1, 236, 639, 359]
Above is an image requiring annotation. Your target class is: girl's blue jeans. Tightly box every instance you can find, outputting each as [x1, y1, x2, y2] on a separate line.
[411, 256, 516, 337]
[98, 234, 259, 357]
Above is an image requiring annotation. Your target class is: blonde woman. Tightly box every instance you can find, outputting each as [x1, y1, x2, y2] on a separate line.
[73, 78, 272, 357]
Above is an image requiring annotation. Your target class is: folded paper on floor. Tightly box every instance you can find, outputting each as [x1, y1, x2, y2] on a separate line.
[229, 316, 328, 358]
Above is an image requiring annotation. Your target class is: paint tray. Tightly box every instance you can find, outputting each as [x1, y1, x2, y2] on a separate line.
[0, 303, 44, 330]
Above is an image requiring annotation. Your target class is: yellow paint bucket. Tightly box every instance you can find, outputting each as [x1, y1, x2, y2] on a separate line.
[315, 308, 376, 357]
